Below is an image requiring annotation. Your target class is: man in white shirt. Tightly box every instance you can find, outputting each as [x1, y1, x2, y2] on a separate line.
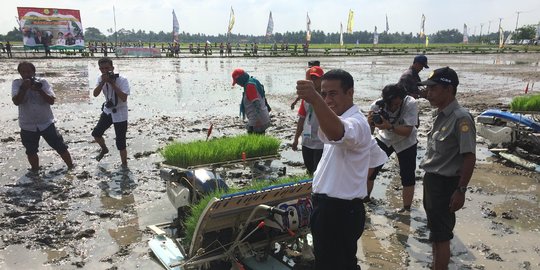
[296, 69, 375, 270]
[91, 57, 130, 168]
[11, 62, 74, 175]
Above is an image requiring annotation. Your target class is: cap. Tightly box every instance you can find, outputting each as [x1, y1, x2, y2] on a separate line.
[232, 68, 246, 86]
[308, 60, 320, 67]
[308, 66, 324, 78]
[413, 55, 429, 68]
[419, 66, 459, 87]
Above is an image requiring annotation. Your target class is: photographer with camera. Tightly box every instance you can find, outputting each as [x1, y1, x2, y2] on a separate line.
[91, 57, 130, 168]
[367, 83, 419, 213]
[11, 61, 74, 176]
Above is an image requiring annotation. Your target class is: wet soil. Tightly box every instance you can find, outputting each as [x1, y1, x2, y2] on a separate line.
[0, 54, 539, 269]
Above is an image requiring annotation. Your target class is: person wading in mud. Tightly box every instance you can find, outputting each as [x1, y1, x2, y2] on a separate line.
[91, 57, 130, 168]
[398, 55, 429, 99]
[367, 83, 419, 213]
[292, 66, 325, 175]
[231, 68, 271, 134]
[419, 67, 476, 270]
[297, 69, 377, 270]
[11, 61, 74, 176]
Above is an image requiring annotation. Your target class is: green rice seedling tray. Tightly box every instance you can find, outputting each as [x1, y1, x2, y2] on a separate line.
[161, 134, 281, 168]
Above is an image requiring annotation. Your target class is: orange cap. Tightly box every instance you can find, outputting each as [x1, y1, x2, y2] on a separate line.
[308, 66, 324, 78]
[232, 68, 245, 86]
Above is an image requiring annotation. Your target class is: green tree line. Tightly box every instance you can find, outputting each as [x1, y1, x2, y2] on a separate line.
[1, 24, 537, 44]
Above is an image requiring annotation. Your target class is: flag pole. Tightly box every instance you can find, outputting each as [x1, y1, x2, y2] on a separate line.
[113, 5, 118, 47]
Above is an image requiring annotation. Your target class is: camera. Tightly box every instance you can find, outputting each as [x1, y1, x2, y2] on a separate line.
[104, 100, 114, 108]
[372, 100, 389, 125]
[104, 100, 117, 113]
[107, 71, 119, 80]
[31, 77, 43, 89]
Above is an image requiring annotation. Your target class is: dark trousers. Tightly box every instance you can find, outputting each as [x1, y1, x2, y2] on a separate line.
[369, 139, 417, 187]
[311, 194, 365, 270]
[21, 123, 68, 155]
[423, 173, 459, 242]
[302, 146, 323, 175]
[91, 113, 127, 150]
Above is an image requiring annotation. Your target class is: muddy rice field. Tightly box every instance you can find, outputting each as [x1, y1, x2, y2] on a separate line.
[0, 53, 539, 269]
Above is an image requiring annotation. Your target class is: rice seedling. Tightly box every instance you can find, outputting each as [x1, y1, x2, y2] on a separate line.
[182, 175, 310, 245]
[161, 134, 281, 168]
[510, 95, 540, 112]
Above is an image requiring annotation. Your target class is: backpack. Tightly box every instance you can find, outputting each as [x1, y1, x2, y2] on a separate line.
[252, 77, 272, 112]
[239, 77, 272, 119]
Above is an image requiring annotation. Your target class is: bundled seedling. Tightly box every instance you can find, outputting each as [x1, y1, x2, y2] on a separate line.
[510, 95, 540, 112]
[161, 134, 281, 168]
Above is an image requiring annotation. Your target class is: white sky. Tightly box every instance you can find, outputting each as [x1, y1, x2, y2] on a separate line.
[4, 0, 540, 36]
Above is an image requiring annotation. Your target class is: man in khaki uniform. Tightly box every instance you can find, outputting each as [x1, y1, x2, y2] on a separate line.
[419, 67, 476, 270]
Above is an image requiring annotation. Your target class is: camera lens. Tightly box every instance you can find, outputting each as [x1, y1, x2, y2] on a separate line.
[373, 114, 382, 124]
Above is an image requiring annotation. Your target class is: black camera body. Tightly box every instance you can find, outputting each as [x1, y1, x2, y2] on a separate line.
[31, 77, 43, 89]
[104, 100, 117, 113]
[104, 100, 115, 108]
[107, 71, 119, 80]
[372, 100, 389, 125]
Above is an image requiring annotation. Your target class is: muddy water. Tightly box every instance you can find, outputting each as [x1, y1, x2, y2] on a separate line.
[0, 54, 539, 269]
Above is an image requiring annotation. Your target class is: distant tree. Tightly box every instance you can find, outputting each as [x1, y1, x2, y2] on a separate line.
[1, 27, 22, 41]
[84, 27, 106, 41]
[429, 29, 462, 43]
[514, 25, 536, 40]
[2, 25, 518, 44]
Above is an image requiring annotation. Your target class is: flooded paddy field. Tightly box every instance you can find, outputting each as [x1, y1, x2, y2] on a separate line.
[0, 53, 539, 269]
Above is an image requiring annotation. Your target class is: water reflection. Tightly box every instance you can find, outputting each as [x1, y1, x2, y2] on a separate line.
[98, 167, 141, 247]
[1, 54, 532, 120]
[174, 60, 183, 103]
[38, 62, 90, 104]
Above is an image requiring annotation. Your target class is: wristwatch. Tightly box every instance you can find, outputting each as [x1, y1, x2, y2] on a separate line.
[457, 186, 467, 193]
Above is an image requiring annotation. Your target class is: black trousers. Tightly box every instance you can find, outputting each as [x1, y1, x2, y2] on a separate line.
[302, 146, 323, 175]
[91, 113, 128, 150]
[311, 194, 365, 270]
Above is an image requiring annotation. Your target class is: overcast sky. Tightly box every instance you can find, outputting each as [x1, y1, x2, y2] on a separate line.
[4, 0, 540, 36]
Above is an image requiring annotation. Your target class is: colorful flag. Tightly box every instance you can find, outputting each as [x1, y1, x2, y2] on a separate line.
[425, 36, 429, 47]
[373, 26, 378, 45]
[206, 123, 213, 141]
[266, 11, 274, 37]
[463, 24, 468, 44]
[172, 10, 179, 43]
[306, 13, 311, 42]
[385, 14, 389, 33]
[340, 22, 344, 47]
[347, 10, 354, 34]
[420, 14, 426, 37]
[228, 7, 235, 34]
